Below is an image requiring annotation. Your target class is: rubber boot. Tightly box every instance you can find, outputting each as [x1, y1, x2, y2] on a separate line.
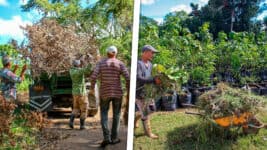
[142, 120, 158, 139]
[80, 118, 86, 130]
[69, 114, 75, 129]
[134, 112, 142, 128]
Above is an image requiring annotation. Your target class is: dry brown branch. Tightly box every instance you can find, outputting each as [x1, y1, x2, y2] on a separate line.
[20, 19, 98, 78]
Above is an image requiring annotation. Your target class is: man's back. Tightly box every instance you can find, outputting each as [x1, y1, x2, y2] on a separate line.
[69, 65, 91, 96]
[91, 58, 129, 99]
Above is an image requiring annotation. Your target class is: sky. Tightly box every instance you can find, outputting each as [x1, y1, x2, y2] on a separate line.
[1, 0, 266, 44]
[0, 0, 34, 44]
[141, 0, 267, 23]
[0, 0, 98, 44]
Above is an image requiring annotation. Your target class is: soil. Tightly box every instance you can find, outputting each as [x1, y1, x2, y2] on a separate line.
[39, 108, 128, 150]
[16, 92, 128, 150]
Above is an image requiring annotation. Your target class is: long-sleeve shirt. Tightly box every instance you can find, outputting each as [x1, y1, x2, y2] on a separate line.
[69, 64, 92, 96]
[136, 60, 155, 99]
[0, 68, 22, 100]
[90, 58, 130, 99]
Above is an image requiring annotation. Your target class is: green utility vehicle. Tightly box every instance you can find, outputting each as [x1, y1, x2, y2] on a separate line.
[29, 73, 99, 116]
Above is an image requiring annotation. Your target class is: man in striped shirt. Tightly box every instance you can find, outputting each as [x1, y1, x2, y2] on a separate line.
[90, 46, 130, 147]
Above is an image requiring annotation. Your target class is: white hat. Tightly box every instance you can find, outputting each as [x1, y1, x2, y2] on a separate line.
[106, 46, 117, 54]
[72, 59, 81, 67]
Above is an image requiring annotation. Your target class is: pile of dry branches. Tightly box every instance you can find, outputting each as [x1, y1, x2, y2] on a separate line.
[20, 19, 99, 78]
[197, 83, 266, 119]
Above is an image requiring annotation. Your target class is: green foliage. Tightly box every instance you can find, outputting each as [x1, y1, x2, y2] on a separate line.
[215, 31, 267, 84]
[140, 12, 267, 87]
[139, 16, 160, 50]
[21, 0, 134, 65]
[0, 44, 31, 91]
[185, 0, 264, 37]
[0, 44, 19, 58]
[144, 64, 188, 100]
[153, 64, 189, 86]
[99, 32, 132, 66]
[152, 46, 177, 67]
[17, 78, 32, 91]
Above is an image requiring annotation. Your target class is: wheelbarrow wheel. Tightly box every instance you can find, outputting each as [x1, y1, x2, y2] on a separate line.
[242, 117, 265, 134]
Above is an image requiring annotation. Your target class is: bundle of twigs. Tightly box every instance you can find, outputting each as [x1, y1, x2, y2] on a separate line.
[20, 19, 98, 78]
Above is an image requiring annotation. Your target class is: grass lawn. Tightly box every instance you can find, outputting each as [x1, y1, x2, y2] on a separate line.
[134, 108, 267, 150]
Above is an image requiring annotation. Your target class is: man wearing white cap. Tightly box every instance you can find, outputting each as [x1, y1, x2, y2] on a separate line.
[69, 59, 92, 130]
[90, 45, 130, 147]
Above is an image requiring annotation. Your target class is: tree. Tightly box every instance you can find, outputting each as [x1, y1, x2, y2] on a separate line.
[264, 16, 267, 29]
[21, 0, 134, 65]
[185, 0, 264, 37]
[190, 3, 200, 16]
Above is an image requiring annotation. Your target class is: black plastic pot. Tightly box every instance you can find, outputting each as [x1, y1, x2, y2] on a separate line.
[189, 86, 214, 104]
[259, 82, 267, 95]
[259, 70, 267, 81]
[246, 84, 261, 95]
[179, 87, 192, 105]
[260, 88, 267, 95]
[156, 90, 178, 111]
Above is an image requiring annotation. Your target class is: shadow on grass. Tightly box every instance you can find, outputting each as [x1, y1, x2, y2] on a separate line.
[166, 123, 241, 150]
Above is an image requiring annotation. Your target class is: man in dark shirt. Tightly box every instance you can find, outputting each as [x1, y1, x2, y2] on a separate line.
[135, 45, 161, 139]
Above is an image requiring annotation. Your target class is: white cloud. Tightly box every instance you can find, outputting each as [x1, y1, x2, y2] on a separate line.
[257, 10, 267, 20]
[141, 0, 155, 5]
[154, 18, 163, 24]
[198, 0, 209, 7]
[19, 0, 28, 5]
[0, 0, 8, 6]
[199, 0, 209, 3]
[170, 4, 192, 14]
[0, 16, 32, 41]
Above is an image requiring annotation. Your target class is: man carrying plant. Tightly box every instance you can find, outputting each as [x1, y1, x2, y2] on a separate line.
[0, 56, 27, 102]
[90, 46, 130, 147]
[69, 59, 91, 130]
[135, 45, 161, 139]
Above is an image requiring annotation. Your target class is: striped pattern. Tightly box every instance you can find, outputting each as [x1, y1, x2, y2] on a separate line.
[90, 58, 130, 99]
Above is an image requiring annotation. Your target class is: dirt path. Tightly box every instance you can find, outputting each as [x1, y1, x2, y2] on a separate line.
[16, 92, 128, 150]
[39, 109, 128, 150]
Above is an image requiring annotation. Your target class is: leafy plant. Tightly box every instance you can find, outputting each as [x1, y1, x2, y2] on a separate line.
[144, 64, 188, 100]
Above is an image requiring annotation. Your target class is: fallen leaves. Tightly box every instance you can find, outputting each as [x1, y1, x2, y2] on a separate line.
[0, 95, 16, 144]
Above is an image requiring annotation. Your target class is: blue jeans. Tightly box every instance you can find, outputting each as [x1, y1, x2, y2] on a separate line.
[100, 97, 122, 141]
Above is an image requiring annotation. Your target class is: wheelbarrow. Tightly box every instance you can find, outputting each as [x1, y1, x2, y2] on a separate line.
[183, 104, 266, 134]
